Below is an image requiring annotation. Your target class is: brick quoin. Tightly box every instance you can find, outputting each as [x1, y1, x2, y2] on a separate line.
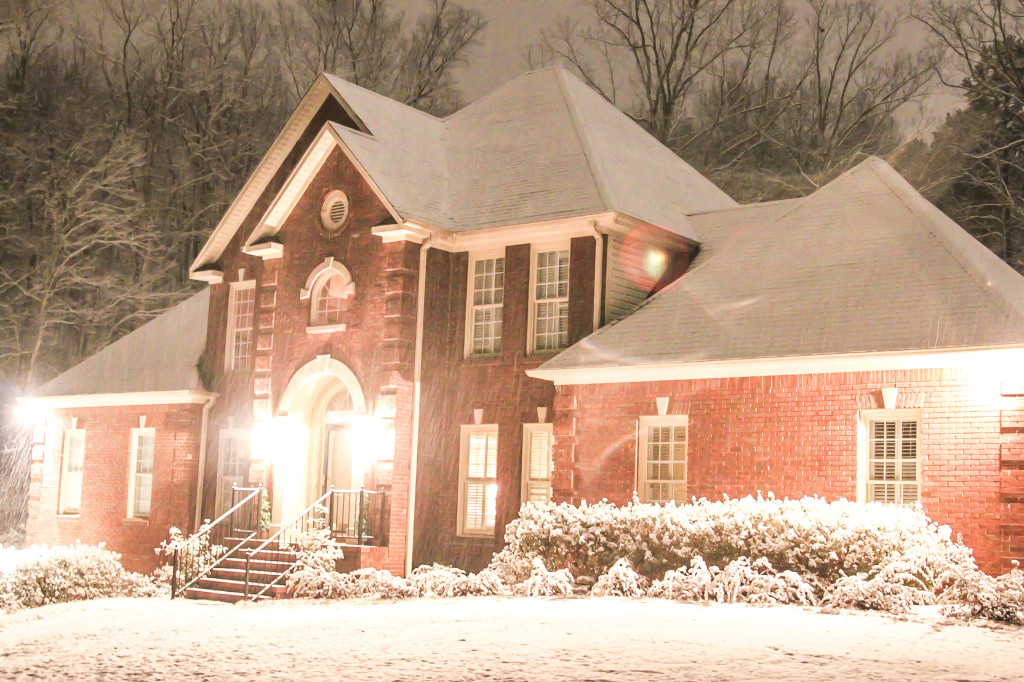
[553, 368, 1017, 575]
[27, 404, 203, 573]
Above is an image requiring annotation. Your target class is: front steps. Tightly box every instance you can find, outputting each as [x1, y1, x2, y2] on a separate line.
[182, 538, 298, 603]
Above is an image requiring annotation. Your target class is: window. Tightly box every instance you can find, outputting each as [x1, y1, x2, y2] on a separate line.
[321, 190, 350, 231]
[217, 430, 250, 514]
[468, 256, 504, 355]
[127, 429, 155, 518]
[226, 281, 255, 370]
[521, 423, 553, 504]
[533, 248, 569, 352]
[59, 429, 85, 515]
[864, 413, 920, 505]
[458, 425, 498, 536]
[638, 416, 688, 504]
[311, 273, 347, 326]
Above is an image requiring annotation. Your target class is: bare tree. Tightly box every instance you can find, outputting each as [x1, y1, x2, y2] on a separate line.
[276, 0, 486, 115]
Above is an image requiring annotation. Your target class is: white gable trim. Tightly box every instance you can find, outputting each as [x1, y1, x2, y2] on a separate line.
[21, 390, 216, 409]
[189, 74, 370, 276]
[243, 124, 403, 251]
[526, 346, 1024, 386]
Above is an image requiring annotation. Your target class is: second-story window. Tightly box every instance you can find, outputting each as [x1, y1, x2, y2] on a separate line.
[469, 256, 504, 355]
[312, 272, 347, 326]
[533, 248, 569, 352]
[226, 280, 255, 371]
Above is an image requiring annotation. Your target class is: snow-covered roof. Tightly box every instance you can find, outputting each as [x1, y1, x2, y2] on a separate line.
[193, 68, 735, 272]
[34, 289, 210, 398]
[535, 157, 1024, 376]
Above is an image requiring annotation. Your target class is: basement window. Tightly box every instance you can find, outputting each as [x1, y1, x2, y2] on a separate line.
[861, 411, 921, 505]
[58, 428, 85, 515]
[637, 415, 688, 504]
[458, 424, 498, 537]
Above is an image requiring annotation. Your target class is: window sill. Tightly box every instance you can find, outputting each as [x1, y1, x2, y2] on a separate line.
[124, 517, 150, 526]
[306, 323, 347, 335]
[457, 529, 495, 539]
[56, 513, 80, 519]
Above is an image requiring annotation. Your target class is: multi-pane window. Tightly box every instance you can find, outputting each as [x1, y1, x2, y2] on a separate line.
[128, 429, 155, 518]
[217, 431, 250, 514]
[867, 418, 919, 505]
[227, 282, 255, 370]
[521, 424, 553, 504]
[534, 249, 569, 352]
[639, 417, 688, 504]
[470, 257, 504, 355]
[59, 429, 85, 514]
[312, 273, 346, 326]
[459, 425, 498, 535]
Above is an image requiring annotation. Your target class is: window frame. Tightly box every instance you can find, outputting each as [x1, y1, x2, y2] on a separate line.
[309, 271, 348, 328]
[527, 242, 571, 355]
[636, 415, 689, 504]
[58, 428, 86, 515]
[457, 424, 499, 538]
[127, 427, 156, 519]
[857, 409, 922, 506]
[216, 429, 251, 514]
[521, 423, 553, 505]
[464, 249, 506, 358]
[225, 279, 256, 371]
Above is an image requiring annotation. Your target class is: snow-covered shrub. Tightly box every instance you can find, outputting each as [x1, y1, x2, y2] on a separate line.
[516, 558, 574, 597]
[0, 543, 158, 612]
[648, 555, 817, 605]
[155, 524, 226, 580]
[942, 564, 1024, 625]
[492, 496, 976, 596]
[285, 526, 344, 572]
[649, 556, 715, 601]
[408, 564, 506, 597]
[287, 565, 504, 600]
[591, 558, 645, 597]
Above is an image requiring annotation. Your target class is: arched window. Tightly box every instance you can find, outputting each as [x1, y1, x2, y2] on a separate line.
[301, 258, 355, 329]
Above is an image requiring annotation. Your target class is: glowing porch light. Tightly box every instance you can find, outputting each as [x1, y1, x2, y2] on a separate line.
[643, 247, 668, 278]
[347, 415, 395, 471]
[250, 416, 307, 466]
[14, 401, 48, 427]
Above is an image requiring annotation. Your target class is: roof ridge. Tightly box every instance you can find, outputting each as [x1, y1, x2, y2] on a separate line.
[553, 68, 613, 211]
[860, 158, 1024, 323]
[685, 195, 804, 217]
[323, 72, 442, 124]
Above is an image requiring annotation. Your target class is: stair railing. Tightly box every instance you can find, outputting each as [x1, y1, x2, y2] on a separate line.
[244, 488, 333, 599]
[171, 485, 263, 598]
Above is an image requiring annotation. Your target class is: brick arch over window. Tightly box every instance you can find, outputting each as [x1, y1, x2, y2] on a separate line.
[300, 257, 356, 326]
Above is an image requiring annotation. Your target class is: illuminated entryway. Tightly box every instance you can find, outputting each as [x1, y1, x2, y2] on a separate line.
[271, 355, 368, 525]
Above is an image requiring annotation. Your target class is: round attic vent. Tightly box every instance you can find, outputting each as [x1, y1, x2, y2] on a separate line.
[321, 190, 350, 231]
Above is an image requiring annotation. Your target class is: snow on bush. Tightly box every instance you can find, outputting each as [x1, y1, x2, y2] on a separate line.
[0, 543, 158, 612]
[154, 524, 226, 581]
[516, 558, 574, 597]
[648, 555, 817, 605]
[284, 526, 345, 572]
[942, 563, 1024, 625]
[287, 564, 505, 600]
[591, 558, 645, 597]
[491, 495, 975, 595]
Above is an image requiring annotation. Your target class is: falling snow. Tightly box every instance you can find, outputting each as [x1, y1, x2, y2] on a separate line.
[1, 596, 1022, 680]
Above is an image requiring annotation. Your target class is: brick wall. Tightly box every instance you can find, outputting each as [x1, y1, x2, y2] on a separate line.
[26, 403, 203, 573]
[554, 368, 1019, 575]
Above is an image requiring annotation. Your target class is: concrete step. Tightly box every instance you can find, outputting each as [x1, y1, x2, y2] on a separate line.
[182, 587, 270, 603]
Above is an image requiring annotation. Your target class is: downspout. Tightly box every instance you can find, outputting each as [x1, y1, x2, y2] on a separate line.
[592, 221, 605, 330]
[406, 237, 432, 575]
[193, 394, 217, 531]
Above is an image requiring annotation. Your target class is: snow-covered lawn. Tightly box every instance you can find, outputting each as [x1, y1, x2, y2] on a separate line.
[1, 597, 1022, 680]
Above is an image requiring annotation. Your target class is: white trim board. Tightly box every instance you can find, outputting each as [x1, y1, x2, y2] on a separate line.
[21, 390, 216, 409]
[526, 346, 1024, 386]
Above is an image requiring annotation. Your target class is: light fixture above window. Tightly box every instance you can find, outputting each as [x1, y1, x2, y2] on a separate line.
[321, 190, 350, 232]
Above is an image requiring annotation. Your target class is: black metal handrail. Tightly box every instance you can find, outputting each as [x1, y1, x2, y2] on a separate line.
[171, 485, 262, 598]
[244, 487, 389, 600]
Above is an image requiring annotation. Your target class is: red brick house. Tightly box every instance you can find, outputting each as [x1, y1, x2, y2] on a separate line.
[22, 67, 1024, 577]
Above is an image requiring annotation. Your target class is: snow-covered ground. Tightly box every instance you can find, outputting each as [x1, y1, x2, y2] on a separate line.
[1, 596, 1022, 680]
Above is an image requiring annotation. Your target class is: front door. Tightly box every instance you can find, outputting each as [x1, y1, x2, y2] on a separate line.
[322, 424, 353, 494]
